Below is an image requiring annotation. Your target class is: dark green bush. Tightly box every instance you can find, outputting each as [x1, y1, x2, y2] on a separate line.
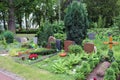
[52, 21, 65, 33]
[0, 34, 4, 40]
[2, 30, 14, 43]
[37, 21, 54, 46]
[110, 62, 120, 75]
[50, 42, 57, 49]
[16, 29, 37, 34]
[30, 49, 56, 55]
[104, 68, 116, 80]
[64, 1, 89, 45]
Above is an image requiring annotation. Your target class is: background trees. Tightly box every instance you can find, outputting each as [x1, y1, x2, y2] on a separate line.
[84, 0, 120, 27]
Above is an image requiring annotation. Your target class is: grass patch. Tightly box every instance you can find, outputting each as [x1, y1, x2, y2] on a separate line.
[0, 56, 74, 80]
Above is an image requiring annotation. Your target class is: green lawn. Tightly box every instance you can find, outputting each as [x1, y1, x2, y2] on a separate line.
[15, 34, 36, 40]
[0, 56, 74, 80]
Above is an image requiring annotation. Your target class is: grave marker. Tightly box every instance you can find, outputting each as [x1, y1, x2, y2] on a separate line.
[64, 40, 74, 52]
[104, 36, 119, 50]
[33, 37, 38, 44]
[56, 39, 61, 50]
[83, 42, 94, 53]
[88, 33, 96, 40]
[47, 36, 56, 49]
[15, 37, 28, 43]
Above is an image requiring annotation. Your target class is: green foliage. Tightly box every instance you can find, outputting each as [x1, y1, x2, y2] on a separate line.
[108, 49, 115, 62]
[52, 21, 65, 33]
[30, 49, 56, 55]
[74, 72, 85, 80]
[104, 68, 116, 80]
[110, 62, 120, 75]
[50, 42, 57, 49]
[68, 45, 82, 54]
[66, 54, 81, 69]
[52, 59, 68, 74]
[37, 21, 54, 46]
[76, 61, 91, 75]
[64, 1, 89, 45]
[2, 30, 14, 43]
[114, 15, 120, 30]
[54, 33, 66, 41]
[84, 0, 120, 27]
[0, 34, 4, 40]
[97, 15, 106, 28]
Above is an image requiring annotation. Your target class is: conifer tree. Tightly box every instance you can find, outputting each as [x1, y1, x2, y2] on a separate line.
[64, 1, 89, 45]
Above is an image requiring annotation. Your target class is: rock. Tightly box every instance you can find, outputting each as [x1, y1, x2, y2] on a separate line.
[96, 61, 111, 77]
[47, 36, 56, 49]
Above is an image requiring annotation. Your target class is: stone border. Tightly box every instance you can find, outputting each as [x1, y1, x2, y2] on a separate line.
[0, 68, 25, 80]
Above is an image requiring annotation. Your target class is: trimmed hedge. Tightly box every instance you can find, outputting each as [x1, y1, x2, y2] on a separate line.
[16, 29, 38, 34]
[30, 49, 56, 55]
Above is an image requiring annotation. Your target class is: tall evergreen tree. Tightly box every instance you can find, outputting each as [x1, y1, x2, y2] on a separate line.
[64, 1, 89, 45]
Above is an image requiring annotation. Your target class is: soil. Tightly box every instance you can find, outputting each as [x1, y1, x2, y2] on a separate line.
[0, 68, 25, 80]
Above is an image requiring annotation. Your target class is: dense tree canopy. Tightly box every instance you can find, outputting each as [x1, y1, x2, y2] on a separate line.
[84, 0, 120, 27]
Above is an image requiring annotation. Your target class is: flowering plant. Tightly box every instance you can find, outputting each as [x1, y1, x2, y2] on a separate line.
[29, 54, 38, 60]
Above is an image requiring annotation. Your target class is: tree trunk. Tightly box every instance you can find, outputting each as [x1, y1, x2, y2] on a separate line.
[8, 0, 15, 33]
[2, 11, 7, 30]
[25, 13, 28, 30]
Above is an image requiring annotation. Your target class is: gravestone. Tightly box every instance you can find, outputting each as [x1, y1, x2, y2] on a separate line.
[15, 37, 21, 42]
[33, 37, 38, 44]
[15, 37, 28, 43]
[47, 36, 56, 49]
[20, 37, 28, 43]
[83, 42, 94, 53]
[88, 33, 96, 40]
[64, 40, 74, 52]
[56, 39, 61, 50]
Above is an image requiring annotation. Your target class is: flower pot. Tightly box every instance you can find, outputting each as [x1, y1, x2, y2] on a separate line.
[59, 52, 67, 57]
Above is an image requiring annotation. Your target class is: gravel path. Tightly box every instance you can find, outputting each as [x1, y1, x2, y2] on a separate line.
[0, 68, 25, 80]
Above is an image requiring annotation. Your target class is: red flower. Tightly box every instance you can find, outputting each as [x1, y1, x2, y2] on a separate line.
[29, 54, 38, 60]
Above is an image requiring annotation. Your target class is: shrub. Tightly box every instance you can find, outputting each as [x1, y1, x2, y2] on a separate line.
[74, 72, 85, 80]
[50, 42, 57, 49]
[76, 61, 91, 75]
[0, 34, 4, 40]
[52, 21, 65, 33]
[64, 1, 89, 45]
[68, 45, 82, 54]
[37, 21, 54, 46]
[30, 49, 56, 55]
[110, 62, 120, 75]
[114, 15, 120, 30]
[104, 68, 116, 80]
[2, 30, 14, 43]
